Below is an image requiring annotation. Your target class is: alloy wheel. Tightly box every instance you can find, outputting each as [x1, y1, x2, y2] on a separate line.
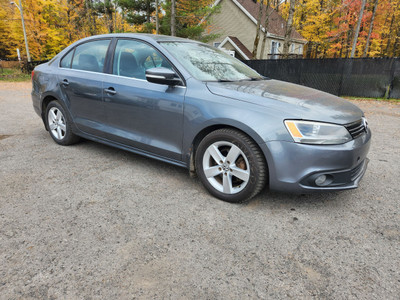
[202, 141, 250, 194]
[48, 107, 66, 140]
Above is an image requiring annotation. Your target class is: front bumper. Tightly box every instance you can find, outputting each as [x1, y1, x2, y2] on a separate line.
[261, 128, 371, 193]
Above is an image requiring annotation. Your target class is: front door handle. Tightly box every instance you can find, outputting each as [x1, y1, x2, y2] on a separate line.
[104, 87, 116, 95]
[61, 79, 69, 86]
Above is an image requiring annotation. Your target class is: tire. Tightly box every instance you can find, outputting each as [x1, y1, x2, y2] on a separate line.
[45, 100, 80, 145]
[195, 128, 267, 203]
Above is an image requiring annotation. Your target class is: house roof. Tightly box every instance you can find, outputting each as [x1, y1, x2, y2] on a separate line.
[226, 36, 253, 59]
[214, 0, 305, 41]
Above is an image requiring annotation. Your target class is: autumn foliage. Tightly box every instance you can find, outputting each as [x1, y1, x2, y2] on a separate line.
[0, 0, 399, 60]
[0, 0, 133, 60]
[281, 0, 400, 58]
[0, 0, 217, 60]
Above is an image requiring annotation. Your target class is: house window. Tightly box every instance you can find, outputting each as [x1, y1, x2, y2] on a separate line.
[290, 43, 295, 53]
[213, 42, 221, 48]
[298, 45, 303, 55]
[271, 41, 280, 59]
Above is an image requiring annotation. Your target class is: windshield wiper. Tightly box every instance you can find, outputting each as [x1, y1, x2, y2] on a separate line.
[216, 79, 235, 82]
[213, 77, 264, 82]
[239, 77, 263, 81]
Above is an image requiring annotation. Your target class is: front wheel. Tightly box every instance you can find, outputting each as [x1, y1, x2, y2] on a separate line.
[195, 129, 267, 203]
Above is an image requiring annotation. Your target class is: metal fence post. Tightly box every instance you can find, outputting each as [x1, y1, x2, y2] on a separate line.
[387, 58, 396, 99]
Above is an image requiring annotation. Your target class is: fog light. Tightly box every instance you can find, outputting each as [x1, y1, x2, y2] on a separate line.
[315, 175, 327, 186]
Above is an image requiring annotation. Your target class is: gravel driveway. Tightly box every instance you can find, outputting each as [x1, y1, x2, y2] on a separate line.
[1, 82, 399, 299]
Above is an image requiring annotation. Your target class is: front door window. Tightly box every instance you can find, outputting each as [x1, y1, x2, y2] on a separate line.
[112, 40, 173, 80]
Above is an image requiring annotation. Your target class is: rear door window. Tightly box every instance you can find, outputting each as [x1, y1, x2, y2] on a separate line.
[71, 39, 110, 73]
[60, 50, 74, 68]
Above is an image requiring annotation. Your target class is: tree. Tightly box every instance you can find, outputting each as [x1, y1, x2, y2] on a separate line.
[117, 0, 156, 32]
[3, 0, 398, 62]
[259, 0, 273, 59]
[155, 0, 159, 34]
[282, 0, 296, 58]
[252, 0, 265, 58]
[0, 3, 15, 58]
[350, 0, 367, 57]
[363, 0, 379, 57]
[160, 0, 218, 40]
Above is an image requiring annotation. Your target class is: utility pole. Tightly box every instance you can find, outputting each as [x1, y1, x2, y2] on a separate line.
[171, 0, 176, 36]
[11, 0, 31, 62]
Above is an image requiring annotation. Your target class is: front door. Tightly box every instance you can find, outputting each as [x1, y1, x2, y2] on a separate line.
[102, 39, 185, 161]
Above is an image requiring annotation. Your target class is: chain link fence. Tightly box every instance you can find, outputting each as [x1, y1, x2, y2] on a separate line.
[244, 58, 400, 99]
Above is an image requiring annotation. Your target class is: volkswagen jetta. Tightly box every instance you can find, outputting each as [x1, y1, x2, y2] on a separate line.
[32, 34, 371, 203]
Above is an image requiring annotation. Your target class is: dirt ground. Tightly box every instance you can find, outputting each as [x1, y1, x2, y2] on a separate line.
[1, 81, 399, 299]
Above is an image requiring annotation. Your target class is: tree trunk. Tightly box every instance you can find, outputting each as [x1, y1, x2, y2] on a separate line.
[305, 42, 312, 58]
[146, 0, 151, 23]
[156, 0, 159, 34]
[112, 1, 117, 32]
[350, 0, 366, 58]
[363, 0, 379, 57]
[260, 0, 271, 59]
[171, 0, 176, 36]
[282, 0, 296, 59]
[103, 0, 114, 33]
[103, 1, 110, 33]
[385, 15, 395, 57]
[345, 28, 353, 57]
[392, 26, 400, 57]
[298, 0, 306, 30]
[252, 0, 265, 59]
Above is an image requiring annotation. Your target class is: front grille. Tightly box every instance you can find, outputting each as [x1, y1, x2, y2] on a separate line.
[345, 119, 366, 139]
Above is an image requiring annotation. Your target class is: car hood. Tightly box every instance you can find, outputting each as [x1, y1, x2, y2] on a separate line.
[206, 79, 363, 124]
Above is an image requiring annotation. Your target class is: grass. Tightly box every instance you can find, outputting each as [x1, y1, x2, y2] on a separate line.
[0, 67, 31, 82]
[344, 96, 400, 102]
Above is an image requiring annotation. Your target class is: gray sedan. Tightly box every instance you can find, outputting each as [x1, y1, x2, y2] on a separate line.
[31, 34, 371, 203]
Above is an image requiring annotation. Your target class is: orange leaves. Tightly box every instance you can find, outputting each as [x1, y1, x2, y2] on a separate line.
[0, 0, 138, 60]
[284, 0, 400, 58]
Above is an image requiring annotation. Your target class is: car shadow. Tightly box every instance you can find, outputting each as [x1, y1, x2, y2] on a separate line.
[246, 188, 352, 211]
[74, 138, 189, 175]
[60, 138, 353, 210]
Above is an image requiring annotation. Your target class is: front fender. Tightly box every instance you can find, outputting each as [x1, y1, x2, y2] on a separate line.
[182, 83, 293, 166]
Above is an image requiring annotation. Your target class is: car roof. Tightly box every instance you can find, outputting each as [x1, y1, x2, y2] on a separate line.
[83, 33, 194, 43]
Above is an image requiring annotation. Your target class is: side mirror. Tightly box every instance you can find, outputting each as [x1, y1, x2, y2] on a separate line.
[145, 67, 182, 86]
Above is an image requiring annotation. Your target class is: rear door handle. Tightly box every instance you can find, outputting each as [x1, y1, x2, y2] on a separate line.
[61, 79, 69, 86]
[104, 87, 116, 95]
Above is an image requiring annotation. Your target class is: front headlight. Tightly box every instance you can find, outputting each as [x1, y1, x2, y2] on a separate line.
[284, 120, 352, 145]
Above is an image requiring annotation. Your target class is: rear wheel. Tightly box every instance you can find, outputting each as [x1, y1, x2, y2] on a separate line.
[45, 101, 80, 145]
[195, 129, 267, 203]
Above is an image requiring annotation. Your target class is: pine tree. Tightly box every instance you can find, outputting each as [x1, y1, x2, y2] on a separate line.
[117, 0, 156, 32]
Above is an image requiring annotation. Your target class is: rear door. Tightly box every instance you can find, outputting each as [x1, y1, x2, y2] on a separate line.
[58, 39, 111, 136]
[102, 39, 186, 161]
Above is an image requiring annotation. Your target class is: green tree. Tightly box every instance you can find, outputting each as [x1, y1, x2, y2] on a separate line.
[160, 0, 219, 41]
[118, 0, 156, 32]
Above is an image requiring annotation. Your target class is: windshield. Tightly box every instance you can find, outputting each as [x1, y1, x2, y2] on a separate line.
[160, 42, 263, 82]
